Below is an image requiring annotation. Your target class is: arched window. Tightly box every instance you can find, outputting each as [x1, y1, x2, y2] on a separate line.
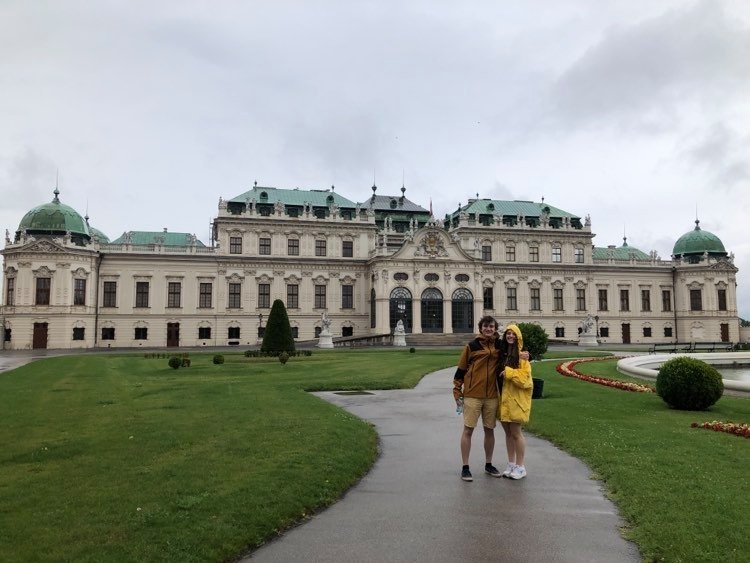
[452, 288, 474, 333]
[389, 287, 412, 333]
[421, 288, 443, 333]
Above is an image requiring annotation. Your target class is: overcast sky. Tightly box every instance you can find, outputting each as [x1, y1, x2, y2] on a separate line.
[2, 0, 749, 318]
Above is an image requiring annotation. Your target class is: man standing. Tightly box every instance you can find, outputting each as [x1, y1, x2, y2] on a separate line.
[453, 316, 504, 481]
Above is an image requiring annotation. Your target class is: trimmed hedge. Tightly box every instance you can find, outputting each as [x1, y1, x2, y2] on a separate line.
[656, 356, 724, 410]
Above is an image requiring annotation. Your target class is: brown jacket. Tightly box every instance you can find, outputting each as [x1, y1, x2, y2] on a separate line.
[452, 333, 502, 401]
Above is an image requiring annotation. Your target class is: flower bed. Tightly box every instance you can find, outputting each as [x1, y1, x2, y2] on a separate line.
[691, 421, 750, 438]
[556, 358, 655, 393]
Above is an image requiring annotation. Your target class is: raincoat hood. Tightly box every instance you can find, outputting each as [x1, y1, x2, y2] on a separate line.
[504, 324, 524, 352]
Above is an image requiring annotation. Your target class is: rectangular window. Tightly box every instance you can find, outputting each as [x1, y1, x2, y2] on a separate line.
[314, 284, 326, 309]
[342, 326, 353, 337]
[620, 289, 630, 312]
[555, 327, 565, 338]
[73, 279, 86, 306]
[600, 327, 610, 338]
[101, 327, 115, 340]
[198, 327, 211, 339]
[662, 290, 672, 312]
[287, 284, 299, 308]
[135, 281, 149, 308]
[506, 287, 517, 310]
[228, 283, 242, 308]
[529, 246, 539, 263]
[167, 282, 181, 308]
[228, 326, 240, 339]
[690, 289, 702, 311]
[530, 288, 541, 311]
[553, 288, 563, 311]
[4, 328, 11, 342]
[483, 287, 493, 310]
[598, 289, 608, 311]
[103, 281, 117, 307]
[258, 283, 271, 308]
[259, 237, 271, 255]
[505, 246, 515, 262]
[552, 247, 562, 263]
[315, 239, 327, 257]
[291, 326, 299, 339]
[342, 240, 353, 257]
[342, 285, 354, 309]
[134, 327, 148, 340]
[72, 327, 85, 340]
[664, 326, 673, 337]
[575, 248, 584, 263]
[482, 245, 492, 261]
[641, 289, 651, 312]
[643, 327, 652, 338]
[36, 277, 51, 305]
[576, 288, 586, 311]
[718, 289, 727, 311]
[199, 283, 212, 308]
[5, 277, 15, 306]
[288, 238, 299, 256]
[229, 236, 242, 254]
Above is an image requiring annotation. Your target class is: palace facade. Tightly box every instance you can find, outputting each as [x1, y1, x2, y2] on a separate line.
[1, 183, 741, 350]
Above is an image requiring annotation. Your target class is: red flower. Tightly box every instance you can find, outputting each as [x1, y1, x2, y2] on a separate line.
[555, 358, 655, 393]
[691, 420, 750, 439]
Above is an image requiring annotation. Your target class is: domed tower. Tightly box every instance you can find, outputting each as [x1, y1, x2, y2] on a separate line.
[672, 219, 727, 264]
[15, 188, 91, 245]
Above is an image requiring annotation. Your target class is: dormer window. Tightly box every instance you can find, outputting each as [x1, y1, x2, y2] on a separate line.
[259, 191, 268, 202]
[390, 199, 397, 209]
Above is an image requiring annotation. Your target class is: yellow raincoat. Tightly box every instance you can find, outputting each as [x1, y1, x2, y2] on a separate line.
[498, 324, 533, 424]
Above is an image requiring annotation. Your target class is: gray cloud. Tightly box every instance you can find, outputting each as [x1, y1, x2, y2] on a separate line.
[551, 0, 750, 129]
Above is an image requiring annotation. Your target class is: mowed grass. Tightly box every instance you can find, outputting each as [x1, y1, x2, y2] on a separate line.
[528, 358, 750, 563]
[0, 350, 457, 562]
[2, 350, 749, 562]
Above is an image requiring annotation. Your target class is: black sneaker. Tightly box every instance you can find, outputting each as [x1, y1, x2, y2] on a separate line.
[485, 463, 501, 477]
[461, 466, 473, 481]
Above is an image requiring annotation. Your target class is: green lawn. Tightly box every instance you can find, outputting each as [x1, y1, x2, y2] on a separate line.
[0, 350, 456, 562]
[528, 357, 750, 562]
[1, 350, 748, 562]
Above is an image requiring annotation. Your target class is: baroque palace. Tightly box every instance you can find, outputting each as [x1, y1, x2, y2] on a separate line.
[0, 183, 741, 350]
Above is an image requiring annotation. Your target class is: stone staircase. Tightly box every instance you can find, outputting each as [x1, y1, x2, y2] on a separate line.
[405, 333, 474, 347]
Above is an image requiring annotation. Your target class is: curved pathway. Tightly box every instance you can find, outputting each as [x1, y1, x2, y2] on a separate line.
[247, 368, 640, 562]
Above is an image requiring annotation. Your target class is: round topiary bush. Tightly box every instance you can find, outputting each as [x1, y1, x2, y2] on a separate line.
[656, 356, 723, 410]
[278, 351, 290, 365]
[168, 356, 181, 370]
[213, 354, 225, 365]
[409, 347, 416, 353]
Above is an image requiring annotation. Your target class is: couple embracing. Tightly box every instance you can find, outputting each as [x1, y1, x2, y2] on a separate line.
[452, 316, 533, 482]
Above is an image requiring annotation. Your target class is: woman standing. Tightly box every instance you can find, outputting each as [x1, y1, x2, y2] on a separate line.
[497, 324, 533, 480]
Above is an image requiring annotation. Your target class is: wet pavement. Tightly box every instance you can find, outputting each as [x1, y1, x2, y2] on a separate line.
[246, 367, 640, 563]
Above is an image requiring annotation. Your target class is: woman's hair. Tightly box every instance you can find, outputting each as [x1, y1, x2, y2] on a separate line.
[504, 330, 520, 368]
[477, 315, 497, 331]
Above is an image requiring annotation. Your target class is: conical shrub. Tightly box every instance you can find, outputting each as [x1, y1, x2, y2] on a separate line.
[261, 299, 296, 355]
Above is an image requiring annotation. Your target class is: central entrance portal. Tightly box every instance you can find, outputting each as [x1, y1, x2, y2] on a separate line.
[421, 288, 443, 333]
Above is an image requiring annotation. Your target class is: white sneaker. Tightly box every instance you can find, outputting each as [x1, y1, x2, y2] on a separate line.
[502, 463, 516, 477]
[509, 465, 527, 480]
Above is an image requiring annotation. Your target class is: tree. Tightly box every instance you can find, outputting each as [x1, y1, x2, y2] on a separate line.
[516, 322, 548, 361]
[261, 299, 296, 355]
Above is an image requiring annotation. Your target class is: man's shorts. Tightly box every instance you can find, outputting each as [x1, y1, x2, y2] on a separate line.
[463, 397, 498, 429]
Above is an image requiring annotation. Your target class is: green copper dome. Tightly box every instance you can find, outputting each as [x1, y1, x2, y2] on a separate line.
[16, 189, 90, 242]
[672, 220, 726, 258]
